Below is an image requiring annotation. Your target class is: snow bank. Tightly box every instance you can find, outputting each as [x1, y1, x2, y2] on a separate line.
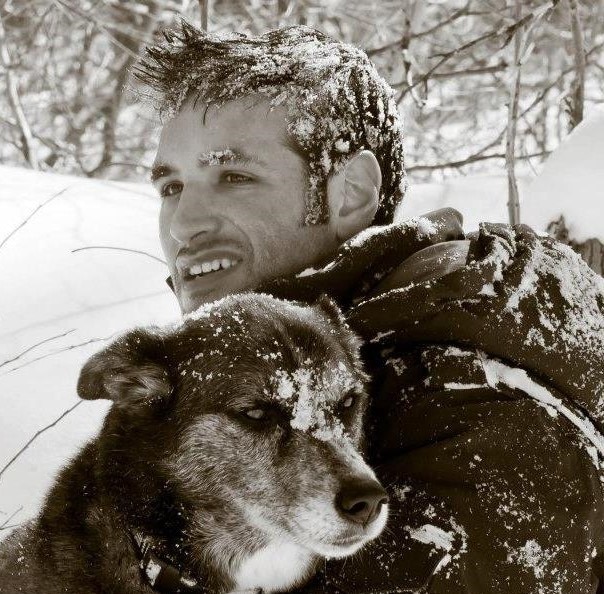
[0, 166, 179, 534]
[399, 106, 604, 242]
[522, 106, 604, 243]
[396, 174, 531, 230]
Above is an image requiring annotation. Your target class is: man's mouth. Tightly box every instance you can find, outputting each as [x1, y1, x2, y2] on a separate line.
[183, 257, 240, 280]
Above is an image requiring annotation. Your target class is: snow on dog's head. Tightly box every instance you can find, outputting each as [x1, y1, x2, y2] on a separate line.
[77, 292, 388, 592]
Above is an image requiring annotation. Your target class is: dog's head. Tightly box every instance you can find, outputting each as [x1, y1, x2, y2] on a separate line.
[78, 293, 387, 590]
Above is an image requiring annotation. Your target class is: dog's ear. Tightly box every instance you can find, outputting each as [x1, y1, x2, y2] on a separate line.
[77, 327, 171, 408]
[314, 294, 362, 353]
[314, 294, 347, 327]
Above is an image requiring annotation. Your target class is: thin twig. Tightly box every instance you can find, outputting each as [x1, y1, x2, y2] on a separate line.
[0, 12, 37, 169]
[0, 506, 23, 529]
[430, 62, 508, 79]
[366, 3, 470, 56]
[52, 0, 142, 59]
[0, 329, 76, 369]
[462, 40, 604, 165]
[0, 402, 83, 481]
[71, 246, 166, 264]
[408, 150, 549, 172]
[2, 336, 114, 376]
[397, 3, 555, 102]
[392, 61, 508, 86]
[0, 187, 70, 251]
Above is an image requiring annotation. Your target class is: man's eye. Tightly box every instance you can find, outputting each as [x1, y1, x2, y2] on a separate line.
[222, 172, 254, 184]
[160, 181, 183, 198]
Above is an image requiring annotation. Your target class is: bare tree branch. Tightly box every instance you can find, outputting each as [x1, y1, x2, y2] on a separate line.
[566, 0, 586, 129]
[0, 506, 23, 530]
[505, 0, 523, 226]
[366, 3, 471, 56]
[0, 402, 83, 481]
[0, 187, 70, 251]
[408, 150, 549, 172]
[52, 0, 142, 59]
[0, 12, 37, 169]
[199, 0, 210, 30]
[71, 245, 166, 264]
[2, 336, 114, 376]
[0, 329, 76, 369]
[396, 2, 555, 101]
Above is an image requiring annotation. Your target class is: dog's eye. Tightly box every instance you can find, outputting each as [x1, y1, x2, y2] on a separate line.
[339, 390, 361, 411]
[341, 396, 354, 409]
[244, 408, 266, 420]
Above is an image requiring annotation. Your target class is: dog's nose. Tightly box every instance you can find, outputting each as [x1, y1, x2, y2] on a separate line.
[336, 480, 389, 525]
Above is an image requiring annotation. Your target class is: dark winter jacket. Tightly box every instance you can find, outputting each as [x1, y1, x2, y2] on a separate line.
[260, 209, 604, 594]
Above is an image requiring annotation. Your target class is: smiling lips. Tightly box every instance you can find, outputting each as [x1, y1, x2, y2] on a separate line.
[177, 251, 242, 282]
[187, 258, 238, 278]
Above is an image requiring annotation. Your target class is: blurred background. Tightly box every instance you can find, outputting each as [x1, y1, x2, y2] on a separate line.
[0, 0, 602, 182]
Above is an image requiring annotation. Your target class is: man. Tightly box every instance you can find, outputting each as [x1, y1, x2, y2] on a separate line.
[136, 22, 604, 593]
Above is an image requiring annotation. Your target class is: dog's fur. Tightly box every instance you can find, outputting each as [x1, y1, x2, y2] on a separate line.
[0, 293, 388, 594]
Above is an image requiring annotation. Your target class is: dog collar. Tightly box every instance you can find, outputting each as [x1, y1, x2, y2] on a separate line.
[130, 530, 208, 594]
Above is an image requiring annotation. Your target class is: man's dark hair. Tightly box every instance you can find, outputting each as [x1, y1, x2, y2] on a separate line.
[135, 21, 407, 226]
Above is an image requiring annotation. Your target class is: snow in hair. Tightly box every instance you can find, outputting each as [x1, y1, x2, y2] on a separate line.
[134, 21, 407, 225]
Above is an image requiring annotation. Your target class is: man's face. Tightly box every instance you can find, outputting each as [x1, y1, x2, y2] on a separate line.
[153, 97, 339, 314]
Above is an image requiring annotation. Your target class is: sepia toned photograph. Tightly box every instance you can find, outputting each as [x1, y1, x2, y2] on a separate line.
[1, 1, 603, 592]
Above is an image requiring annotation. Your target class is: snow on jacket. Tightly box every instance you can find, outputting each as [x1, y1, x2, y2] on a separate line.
[260, 210, 604, 594]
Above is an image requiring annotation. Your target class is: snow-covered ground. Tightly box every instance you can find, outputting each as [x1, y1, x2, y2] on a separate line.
[1, 106, 602, 538]
[0, 168, 180, 534]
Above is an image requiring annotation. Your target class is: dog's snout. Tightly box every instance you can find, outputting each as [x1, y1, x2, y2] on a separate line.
[336, 480, 389, 526]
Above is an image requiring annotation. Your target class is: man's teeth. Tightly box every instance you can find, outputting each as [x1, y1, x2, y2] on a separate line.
[188, 259, 237, 277]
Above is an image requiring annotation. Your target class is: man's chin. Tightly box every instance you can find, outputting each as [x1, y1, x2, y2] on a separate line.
[176, 279, 253, 315]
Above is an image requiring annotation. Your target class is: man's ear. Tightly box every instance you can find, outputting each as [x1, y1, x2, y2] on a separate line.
[77, 328, 172, 409]
[327, 150, 381, 242]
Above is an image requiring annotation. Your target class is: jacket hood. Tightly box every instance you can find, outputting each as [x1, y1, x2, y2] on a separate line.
[262, 220, 604, 433]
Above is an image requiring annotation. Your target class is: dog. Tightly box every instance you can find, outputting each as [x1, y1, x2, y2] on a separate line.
[0, 293, 388, 594]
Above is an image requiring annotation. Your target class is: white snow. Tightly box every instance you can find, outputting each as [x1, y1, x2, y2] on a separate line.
[443, 382, 486, 390]
[144, 558, 163, 584]
[479, 353, 604, 465]
[522, 106, 604, 243]
[0, 165, 179, 536]
[407, 523, 455, 551]
[272, 364, 354, 441]
[197, 148, 237, 166]
[398, 106, 604, 243]
[506, 539, 556, 581]
[415, 216, 439, 238]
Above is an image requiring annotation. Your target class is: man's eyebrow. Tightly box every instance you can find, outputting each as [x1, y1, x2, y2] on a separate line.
[197, 148, 267, 168]
[150, 163, 175, 183]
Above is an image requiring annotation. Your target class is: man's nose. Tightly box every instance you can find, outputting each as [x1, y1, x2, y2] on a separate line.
[169, 185, 222, 244]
